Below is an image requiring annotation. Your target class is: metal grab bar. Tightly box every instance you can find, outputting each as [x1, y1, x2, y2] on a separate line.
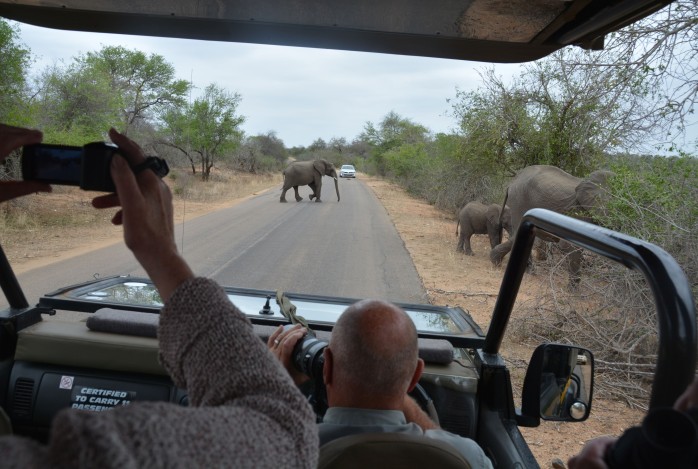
[484, 208, 696, 409]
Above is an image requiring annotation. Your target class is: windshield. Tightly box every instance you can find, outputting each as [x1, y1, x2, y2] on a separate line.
[0, 4, 694, 345]
[39, 277, 484, 339]
[0, 21, 498, 316]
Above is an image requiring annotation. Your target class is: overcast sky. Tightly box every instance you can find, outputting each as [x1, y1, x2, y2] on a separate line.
[13, 21, 696, 152]
[16, 21, 525, 148]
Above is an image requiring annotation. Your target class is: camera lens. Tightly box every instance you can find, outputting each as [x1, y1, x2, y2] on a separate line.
[292, 335, 327, 382]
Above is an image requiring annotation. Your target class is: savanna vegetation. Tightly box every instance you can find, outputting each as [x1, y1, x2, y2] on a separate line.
[0, 1, 696, 408]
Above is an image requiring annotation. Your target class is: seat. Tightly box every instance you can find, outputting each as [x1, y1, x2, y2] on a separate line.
[318, 432, 472, 469]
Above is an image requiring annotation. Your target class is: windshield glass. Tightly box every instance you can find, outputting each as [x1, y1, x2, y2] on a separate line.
[42, 277, 482, 338]
[0, 21, 497, 318]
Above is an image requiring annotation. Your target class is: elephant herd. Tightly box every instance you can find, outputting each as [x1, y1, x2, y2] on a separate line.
[455, 165, 613, 276]
[278, 161, 613, 283]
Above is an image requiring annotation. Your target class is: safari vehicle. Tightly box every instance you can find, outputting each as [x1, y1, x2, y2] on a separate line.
[0, 1, 695, 468]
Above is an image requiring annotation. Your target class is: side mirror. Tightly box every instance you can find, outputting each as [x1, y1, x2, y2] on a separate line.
[517, 343, 594, 427]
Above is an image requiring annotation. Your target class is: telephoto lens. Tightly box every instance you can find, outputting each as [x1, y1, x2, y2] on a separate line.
[292, 332, 328, 382]
[281, 324, 328, 382]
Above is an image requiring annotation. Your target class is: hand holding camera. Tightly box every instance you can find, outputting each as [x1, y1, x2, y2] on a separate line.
[22, 140, 169, 192]
[0, 124, 51, 203]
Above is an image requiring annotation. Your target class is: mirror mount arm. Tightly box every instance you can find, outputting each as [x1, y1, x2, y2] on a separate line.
[516, 345, 544, 427]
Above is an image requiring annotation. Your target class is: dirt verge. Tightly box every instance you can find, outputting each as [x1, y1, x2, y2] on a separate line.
[361, 176, 643, 468]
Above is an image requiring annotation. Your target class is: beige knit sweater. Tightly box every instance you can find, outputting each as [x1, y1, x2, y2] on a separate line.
[0, 277, 319, 468]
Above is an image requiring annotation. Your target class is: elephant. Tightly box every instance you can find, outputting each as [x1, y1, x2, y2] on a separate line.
[456, 202, 512, 255]
[280, 159, 340, 203]
[490, 165, 613, 283]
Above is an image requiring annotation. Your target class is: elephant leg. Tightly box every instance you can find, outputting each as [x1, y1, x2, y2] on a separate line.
[463, 231, 474, 256]
[562, 241, 583, 289]
[456, 231, 465, 252]
[487, 225, 501, 249]
[293, 186, 303, 202]
[490, 240, 512, 266]
[313, 177, 323, 202]
[280, 186, 289, 203]
[308, 181, 317, 200]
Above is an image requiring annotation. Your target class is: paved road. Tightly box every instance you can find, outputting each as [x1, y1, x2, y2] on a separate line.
[2, 177, 428, 310]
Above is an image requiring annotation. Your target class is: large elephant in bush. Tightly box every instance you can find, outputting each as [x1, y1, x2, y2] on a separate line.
[456, 202, 512, 255]
[280, 159, 340, 203]
[490, 165, 613, 281]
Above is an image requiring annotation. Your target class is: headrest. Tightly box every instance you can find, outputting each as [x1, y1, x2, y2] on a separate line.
[318, 432, 472, 469]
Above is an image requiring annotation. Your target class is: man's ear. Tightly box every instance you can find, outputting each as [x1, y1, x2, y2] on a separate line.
[323, 347, 334, 386]
[406, 358, 424, 392]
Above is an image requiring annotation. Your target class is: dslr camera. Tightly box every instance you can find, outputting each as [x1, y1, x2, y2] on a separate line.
[283, 325, 328, 416]
[284, 325, 328, 382]
[22, 142, 169, 192]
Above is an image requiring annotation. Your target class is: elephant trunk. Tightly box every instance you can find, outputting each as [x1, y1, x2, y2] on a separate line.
[334, 176, 340, 202]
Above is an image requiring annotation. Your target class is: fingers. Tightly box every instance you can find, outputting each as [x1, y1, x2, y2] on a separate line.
[568, 436, 615, 469]
[0, 181, 51, 204]
[0, 124, 42, 159]
[268, 324, 305, 351]
[109, 153, 142, 207]
[108, 128, 145, 165]
[268, 324, 310, 386]
[0, 125, 48, 203]
[268, 325, 284, 348]
[279, 327, 306, 355]
[91, 193, 120, 209]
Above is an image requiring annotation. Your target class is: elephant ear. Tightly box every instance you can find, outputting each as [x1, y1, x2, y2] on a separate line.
[576, 170, 614, 211]
[312, 159, 325, 176]
[486, 206, 500, 225]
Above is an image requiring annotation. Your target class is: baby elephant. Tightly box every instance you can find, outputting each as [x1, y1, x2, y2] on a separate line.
[456, 202, 512, 255]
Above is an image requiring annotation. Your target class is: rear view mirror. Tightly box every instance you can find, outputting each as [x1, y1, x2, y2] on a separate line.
[517, 343, 594, 427]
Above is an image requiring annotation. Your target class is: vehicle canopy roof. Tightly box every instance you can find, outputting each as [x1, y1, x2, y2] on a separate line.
[0, 0, 673, 63]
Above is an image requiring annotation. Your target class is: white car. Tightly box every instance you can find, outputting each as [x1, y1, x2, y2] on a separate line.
[339, 164, 356, 178]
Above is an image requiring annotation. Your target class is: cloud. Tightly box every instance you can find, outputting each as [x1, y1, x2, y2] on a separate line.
[17, 21, 520, 147]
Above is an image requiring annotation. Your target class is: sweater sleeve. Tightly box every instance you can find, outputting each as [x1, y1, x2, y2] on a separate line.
[157, 277, 304, 408]
[0, 277, 319, 468]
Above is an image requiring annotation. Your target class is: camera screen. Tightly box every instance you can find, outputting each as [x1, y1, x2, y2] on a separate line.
[23, 144, 83, 184]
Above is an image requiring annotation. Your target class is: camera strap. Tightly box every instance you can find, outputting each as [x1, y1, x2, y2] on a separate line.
[276, 291, 311, 330]
[131, 157, 169, 178]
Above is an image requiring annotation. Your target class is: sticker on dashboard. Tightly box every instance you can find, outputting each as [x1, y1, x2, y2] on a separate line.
[59, 375, 74, 390]
[70, 386, 136, 411]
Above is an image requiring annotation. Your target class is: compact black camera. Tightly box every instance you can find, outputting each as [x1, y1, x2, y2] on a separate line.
[22, 142, 120, 192]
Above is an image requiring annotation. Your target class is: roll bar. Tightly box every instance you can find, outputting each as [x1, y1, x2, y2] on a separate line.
[484, 208, 696, 409]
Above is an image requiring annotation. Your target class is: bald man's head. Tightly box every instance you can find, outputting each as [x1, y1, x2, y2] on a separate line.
[328, 299, 420, 399]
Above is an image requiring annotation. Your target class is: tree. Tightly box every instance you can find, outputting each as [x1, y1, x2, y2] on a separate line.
[34, 62, 121, 144]
[566, 1, 697, 150]
[451, 49, 654, 176]
[0, 19, 31, 125]
[359, 111, 430, 175]
[308, 138, 327, 152]
[235, 132, 288, 173]
[82, 46, 190, 134]
[161, 83, 244, 180]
